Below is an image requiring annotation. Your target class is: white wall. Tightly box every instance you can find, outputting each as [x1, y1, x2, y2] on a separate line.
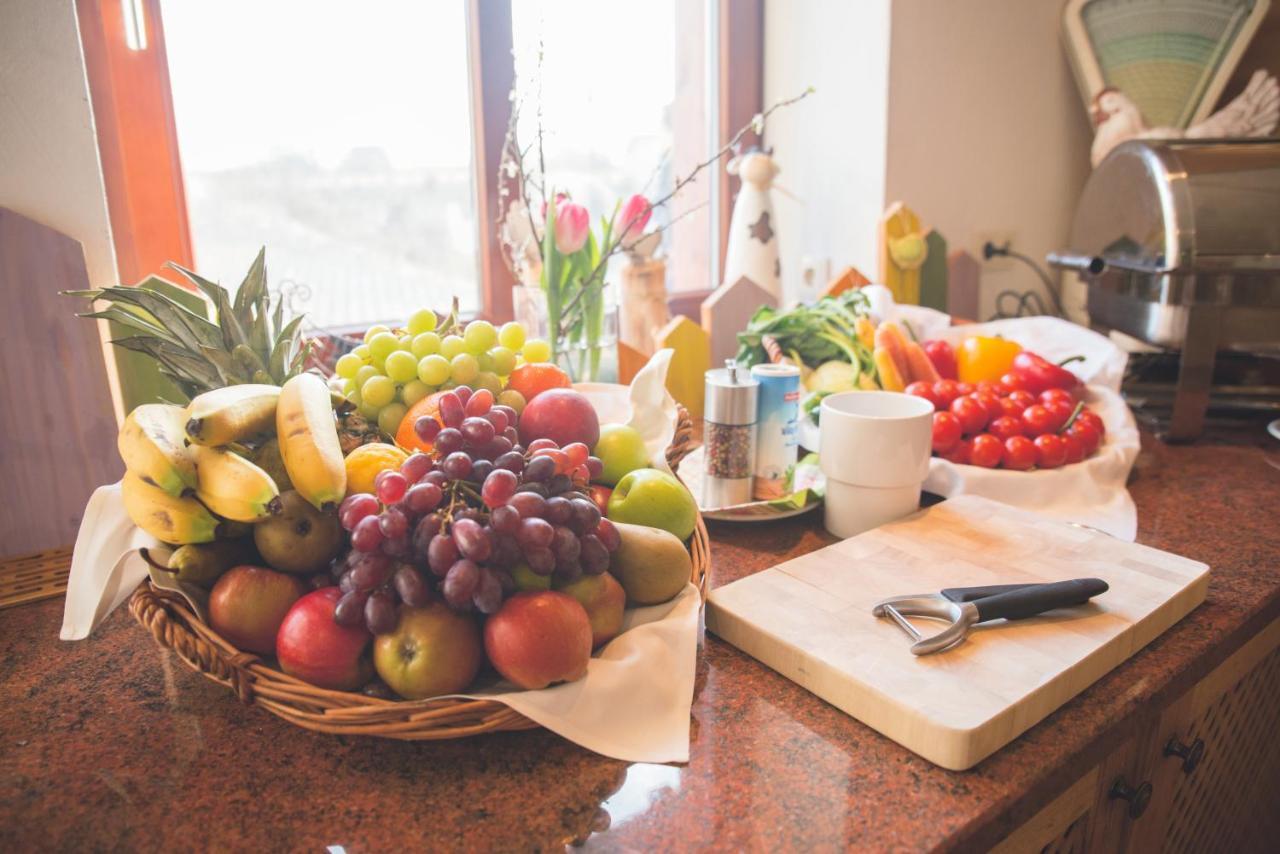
[0, 0, 117, 290]
[764, 0, 1093, 319]
[885, 0, 1093, 320]
[763, 0, 892, 305]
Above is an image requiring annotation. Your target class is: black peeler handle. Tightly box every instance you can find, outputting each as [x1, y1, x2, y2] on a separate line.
[941, 583, 1040, 603]
[972, 578, 1109, 623]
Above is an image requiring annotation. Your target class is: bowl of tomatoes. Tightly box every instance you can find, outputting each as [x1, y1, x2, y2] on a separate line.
[908, 377, 1106, 471]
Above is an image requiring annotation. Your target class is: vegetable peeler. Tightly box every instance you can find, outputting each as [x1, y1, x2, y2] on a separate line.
[872, 579, 1109, 656]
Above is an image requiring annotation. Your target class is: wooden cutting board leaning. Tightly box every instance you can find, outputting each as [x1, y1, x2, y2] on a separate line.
[705, 495, 1210, 770]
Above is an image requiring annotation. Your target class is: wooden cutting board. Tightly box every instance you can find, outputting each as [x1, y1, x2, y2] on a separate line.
[705, 495, 1209, 770]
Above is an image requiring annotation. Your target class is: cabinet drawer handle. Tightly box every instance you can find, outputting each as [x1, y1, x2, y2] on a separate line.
[1164, 736, 1205, 774]
[1109, 777, 1153, 819]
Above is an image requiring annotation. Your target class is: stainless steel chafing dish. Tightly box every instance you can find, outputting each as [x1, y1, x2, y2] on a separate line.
[1050, 139, 1280, 440]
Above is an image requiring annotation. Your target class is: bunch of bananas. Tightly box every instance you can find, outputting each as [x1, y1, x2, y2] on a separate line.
[118, 374, 347, 583]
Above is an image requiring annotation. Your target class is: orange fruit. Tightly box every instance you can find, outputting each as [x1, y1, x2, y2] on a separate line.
[344, 443, 408, 496]
[506, 362, 571, 403]
[396, 391, 446, 454]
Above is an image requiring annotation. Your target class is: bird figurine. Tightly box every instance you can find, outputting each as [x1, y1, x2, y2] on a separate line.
[1090, 69, 1280, 167]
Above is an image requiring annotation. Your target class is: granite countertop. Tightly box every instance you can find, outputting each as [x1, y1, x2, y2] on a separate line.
[2, 431, 1278, 851]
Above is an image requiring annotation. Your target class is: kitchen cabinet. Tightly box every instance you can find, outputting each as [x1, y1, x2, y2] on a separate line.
[998, 617, 1280, 853]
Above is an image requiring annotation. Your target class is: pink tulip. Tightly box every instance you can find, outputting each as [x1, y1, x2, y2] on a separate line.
[540, 192, 570, 223]
[553, 202, 590, 255]
[617, 194, 652, 241]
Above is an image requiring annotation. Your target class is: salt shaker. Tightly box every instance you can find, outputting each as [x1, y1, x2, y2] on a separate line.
[702, 359, 759, 508]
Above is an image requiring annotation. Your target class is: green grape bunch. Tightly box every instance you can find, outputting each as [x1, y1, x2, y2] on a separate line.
[333, 307, 548, 440]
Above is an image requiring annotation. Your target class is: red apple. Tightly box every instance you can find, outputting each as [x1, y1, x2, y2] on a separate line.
[588, 484, 612, 516]
[483, 591, 593, 690]
[208, 565, 308, 655]
[276, 587, 372, 691]
[517, 388, 600, 449]
[557, 572, 626, 648]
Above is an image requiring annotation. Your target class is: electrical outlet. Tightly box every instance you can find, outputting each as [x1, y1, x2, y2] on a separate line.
[976, 231, 1017, 271]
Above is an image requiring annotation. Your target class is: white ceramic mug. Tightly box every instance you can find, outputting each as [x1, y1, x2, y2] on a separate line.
[818, 391, 934, 538]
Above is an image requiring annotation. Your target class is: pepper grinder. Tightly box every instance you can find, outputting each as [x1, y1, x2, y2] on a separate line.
[702, 359, 759, 508]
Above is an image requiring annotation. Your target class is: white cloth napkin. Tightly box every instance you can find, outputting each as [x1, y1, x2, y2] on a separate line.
[60, 482, 161, 640]
[61, 351, 701, 762]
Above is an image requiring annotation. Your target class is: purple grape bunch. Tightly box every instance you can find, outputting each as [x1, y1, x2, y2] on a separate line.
[329, 385, 619, 633]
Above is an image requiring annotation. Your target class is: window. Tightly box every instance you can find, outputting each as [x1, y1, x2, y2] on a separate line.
[160, 0, 478, 330]
[83, 0, 760, 326]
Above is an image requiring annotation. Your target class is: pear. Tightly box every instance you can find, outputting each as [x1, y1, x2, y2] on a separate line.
[253, 490, 342, 575]
[252, 437, 293, 493]
[608, 522, 692, 606]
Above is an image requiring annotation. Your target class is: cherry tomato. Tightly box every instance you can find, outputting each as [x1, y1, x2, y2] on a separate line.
[988, 415, 1025, 441]
[906, 381, 941, 411]
[950, 396, 989, 435]
[1039, 388, 1075, 408]
[1021, 404, 1056, 435]
[939, 437, 973, 465]
[955, 382, 975, 397]
[1007, 390, 1036, 410]
[931, 411, 962, 453]
[932, 379, 961, 408]
[1061, 433, 1086, 465]
[997, 397, 1024, 419]
[1076, 409, 1105, 438]
[999, 372, 1026, 393]
[1003, 435, 1038, 470]
[974, 392, 1004, 422]
[1033, 434, 1067, 468]
[975, 380, 1003, 397]
[1066, 420, 1101, 456]
[969, 434, 1004, 468]
[1043, 400, 1074, 432]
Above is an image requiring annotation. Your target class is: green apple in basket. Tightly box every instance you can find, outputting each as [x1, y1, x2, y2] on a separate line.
[606, 469, 698, 540]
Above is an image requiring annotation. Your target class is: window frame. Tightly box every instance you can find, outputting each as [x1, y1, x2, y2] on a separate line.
[79, 0, 762, 324]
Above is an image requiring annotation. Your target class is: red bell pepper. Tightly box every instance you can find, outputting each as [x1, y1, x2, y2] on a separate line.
[922, 340, 958, 380]
[1011, 351, 1082, 394]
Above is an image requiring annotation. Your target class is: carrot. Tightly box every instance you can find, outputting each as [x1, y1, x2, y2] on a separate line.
[904, 341, 941, 384]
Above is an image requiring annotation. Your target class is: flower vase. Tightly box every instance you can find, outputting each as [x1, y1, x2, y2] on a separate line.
[512, 285, 618, 383]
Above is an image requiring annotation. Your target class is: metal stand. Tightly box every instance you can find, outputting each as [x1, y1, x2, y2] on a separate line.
[1167, 305, 1220, 442]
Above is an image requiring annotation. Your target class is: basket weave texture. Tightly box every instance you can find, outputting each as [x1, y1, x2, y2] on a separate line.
[129, 405, 708, 739]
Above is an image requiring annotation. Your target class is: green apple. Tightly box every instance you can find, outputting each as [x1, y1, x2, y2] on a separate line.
[607, 469, 698, 540]
[373, 604, 483, 700]
[592, 423, 650, 485]
[511, 562, 551, 592]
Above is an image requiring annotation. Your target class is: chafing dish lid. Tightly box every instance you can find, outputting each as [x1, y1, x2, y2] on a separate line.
[1066, 139, 1280, 274]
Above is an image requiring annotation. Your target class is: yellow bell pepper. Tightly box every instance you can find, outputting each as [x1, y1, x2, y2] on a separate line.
[956, 336, 1022, 384]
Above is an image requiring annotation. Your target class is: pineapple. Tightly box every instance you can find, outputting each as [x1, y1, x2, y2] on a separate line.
[335, 410, 383, 456]
[67, 248, 309, 403]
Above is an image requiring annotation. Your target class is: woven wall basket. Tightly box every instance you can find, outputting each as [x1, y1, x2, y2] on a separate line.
[129, 405, 708, 739]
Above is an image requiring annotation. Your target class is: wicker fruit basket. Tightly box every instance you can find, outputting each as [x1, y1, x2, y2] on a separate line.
[129, 405, 708, 740]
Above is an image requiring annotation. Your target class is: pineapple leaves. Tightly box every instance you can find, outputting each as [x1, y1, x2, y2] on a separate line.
[233, 247, 267, 318]
[78, 307, 174, 343]
[87, 285, 221, 353]
[167, 261, 250, 351]
[70, 249, 307, 397]
[271, 314, 305, 382]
